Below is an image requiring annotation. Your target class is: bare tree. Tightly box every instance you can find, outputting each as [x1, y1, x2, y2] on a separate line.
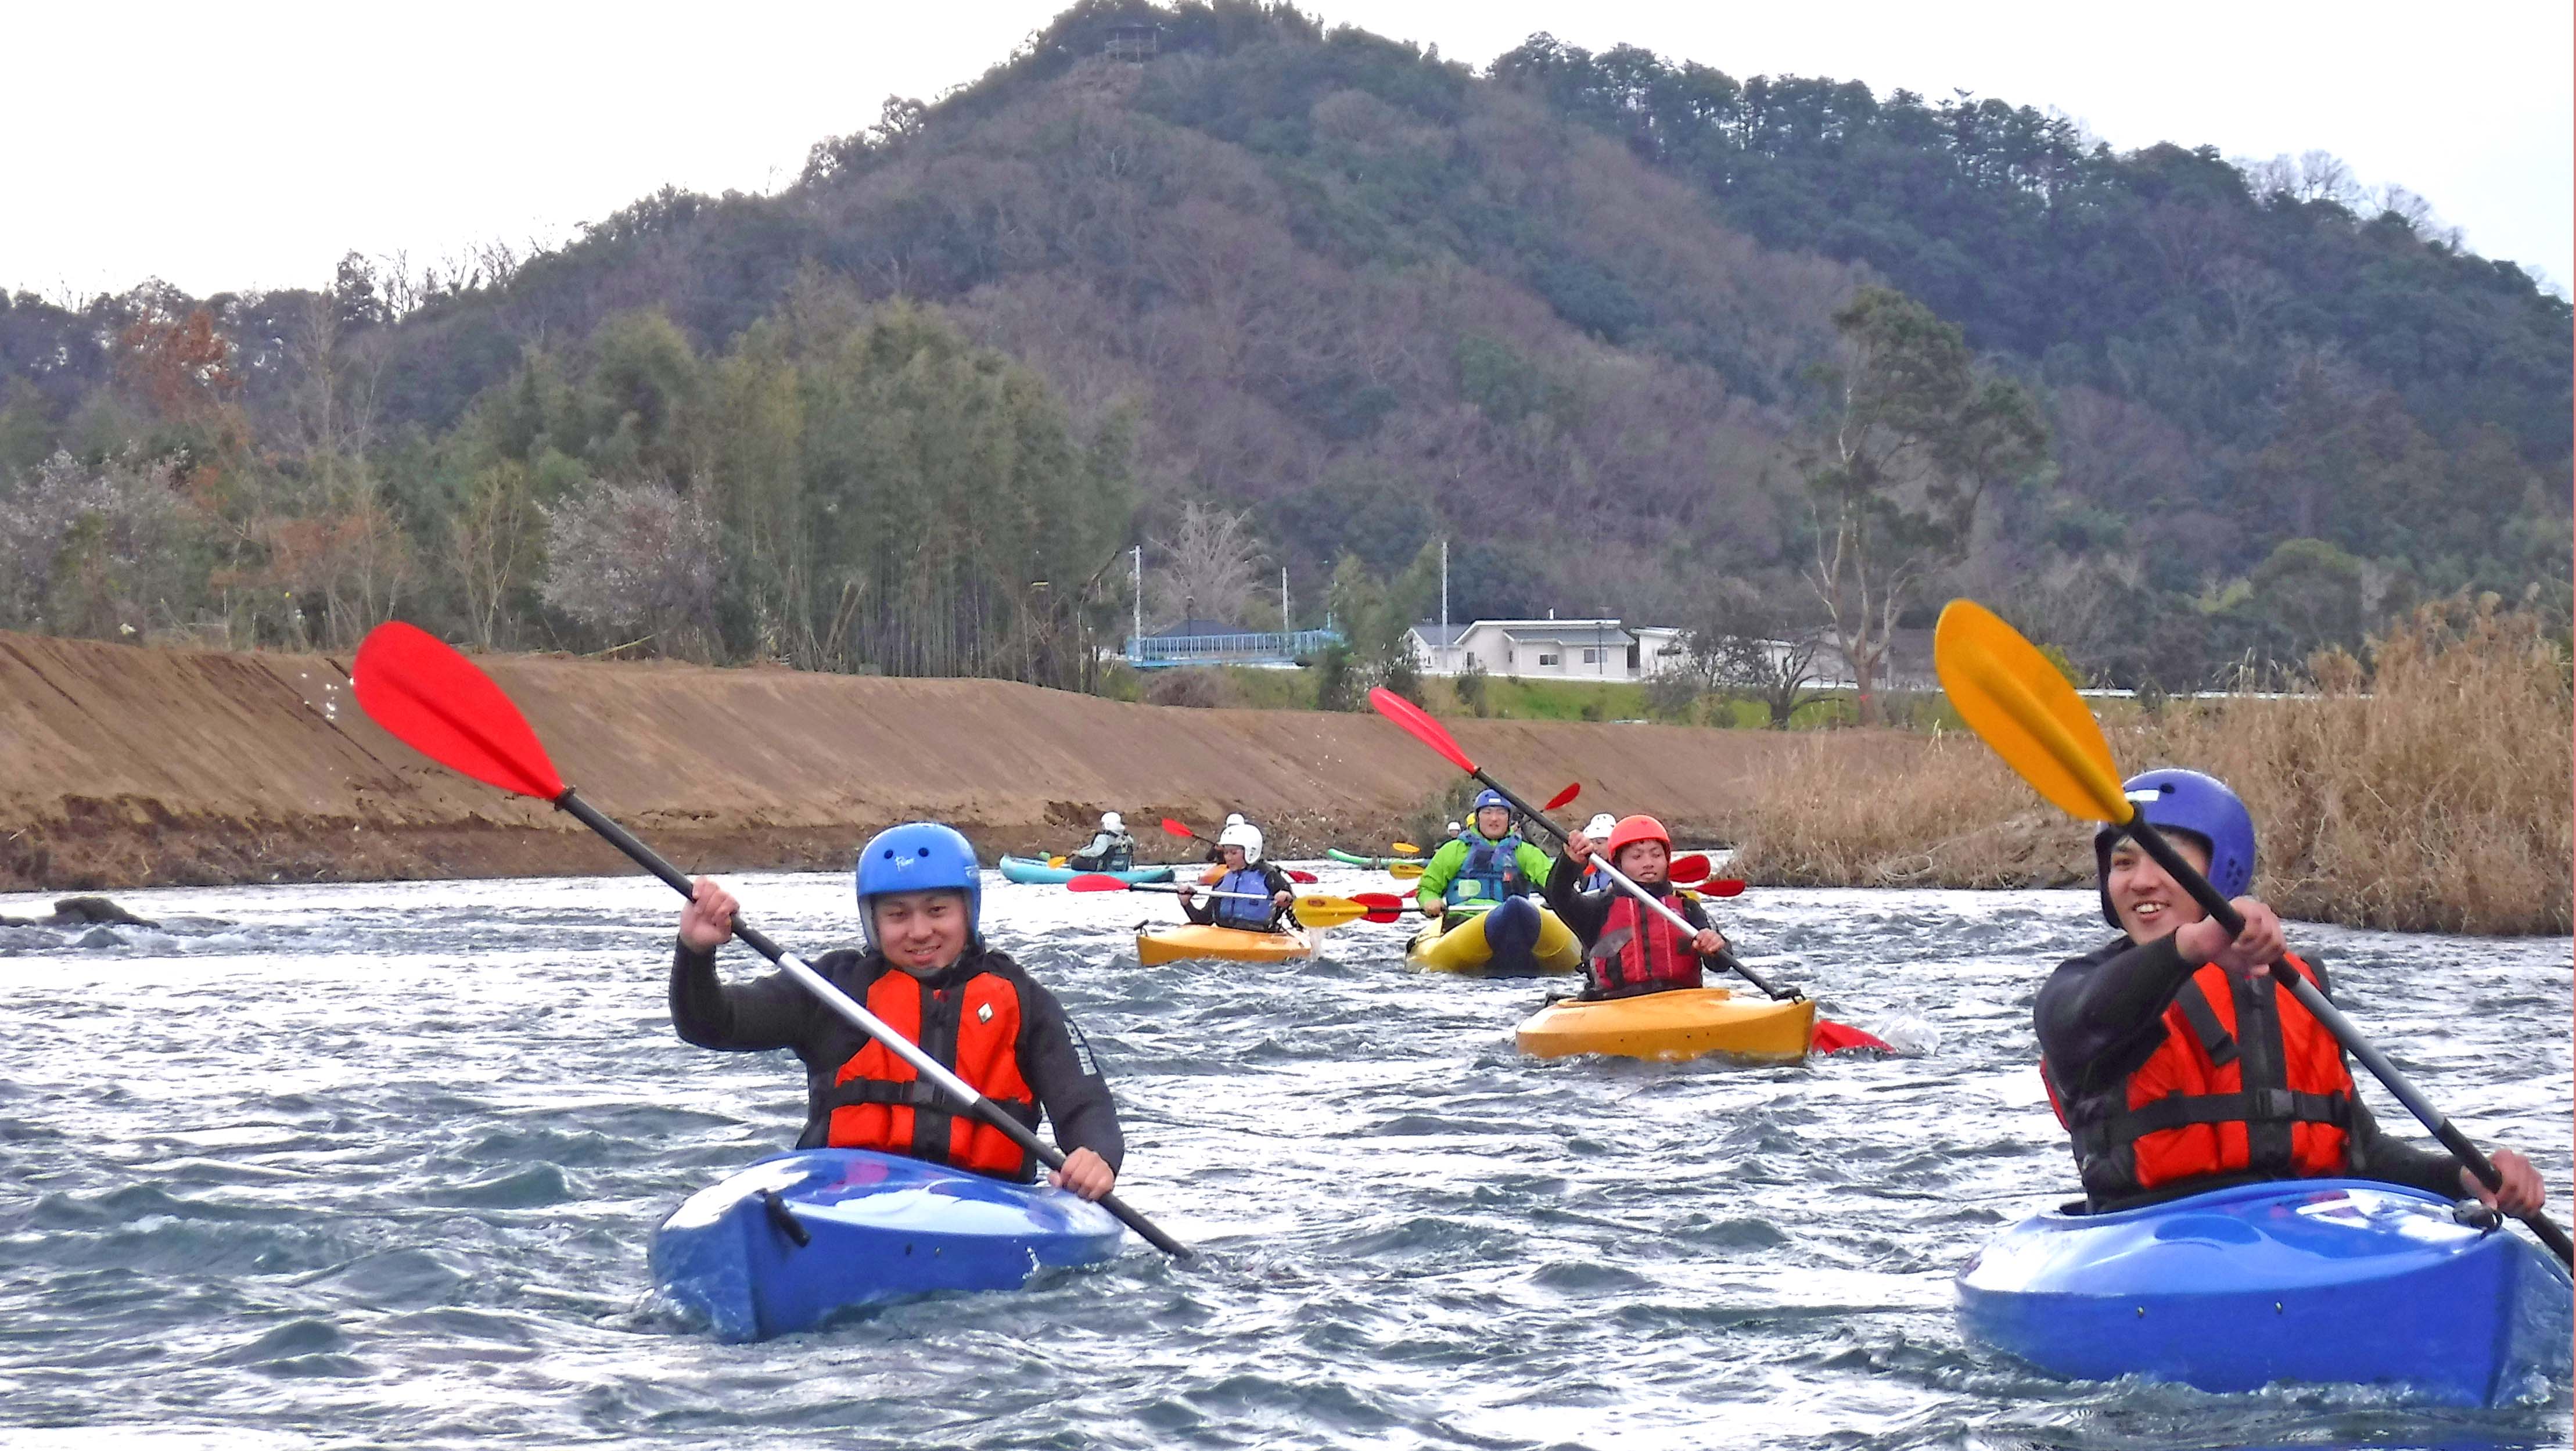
[1686, 579, 1832, 728]
[450, 459, 540, 649]
[539, 478, 720, 658]
[1147, 499, 1262, 628]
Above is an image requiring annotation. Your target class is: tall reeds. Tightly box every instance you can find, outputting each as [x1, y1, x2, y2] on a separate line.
[1733, 595, 2574, 935]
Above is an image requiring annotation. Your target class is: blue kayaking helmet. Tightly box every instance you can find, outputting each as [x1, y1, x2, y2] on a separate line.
[2094, 769, 2255, 928]
[854, 822, 982, 949]
[1470, 788, 1511, 820]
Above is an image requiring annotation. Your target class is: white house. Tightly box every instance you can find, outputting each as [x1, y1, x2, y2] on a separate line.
[1404, 617, 1690, 682]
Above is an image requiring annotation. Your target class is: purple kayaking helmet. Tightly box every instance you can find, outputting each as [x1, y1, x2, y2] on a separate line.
[2094, 768, 2255, 928]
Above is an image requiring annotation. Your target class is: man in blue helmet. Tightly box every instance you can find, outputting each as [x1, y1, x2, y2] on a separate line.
[1414, 789, 1555, 931]
[669, 823, 1123, 1201]
[2034, 768, 2543, 1216]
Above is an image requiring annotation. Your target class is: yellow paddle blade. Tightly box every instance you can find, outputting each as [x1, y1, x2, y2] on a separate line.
[1388, 861, 1425, 879]
[1391, 842, 1421, 856]
[1291, 895, 1366, 928]
[1933, 599, 2134, 827]
[1048, 856, 1068, 868]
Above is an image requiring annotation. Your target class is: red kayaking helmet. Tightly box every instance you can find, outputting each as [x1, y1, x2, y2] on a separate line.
[1604, 815, 1670, 857]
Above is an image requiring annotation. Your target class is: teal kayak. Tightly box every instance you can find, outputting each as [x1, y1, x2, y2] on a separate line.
[1327, 848, 1421, 869]
[997, 855, 1174, 885]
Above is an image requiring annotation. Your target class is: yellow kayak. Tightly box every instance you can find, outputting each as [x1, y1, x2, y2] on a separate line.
[1516, 987, 1814, 1062]
[1136, 922, 1324, 966]
[1405, 896, 1580, 976]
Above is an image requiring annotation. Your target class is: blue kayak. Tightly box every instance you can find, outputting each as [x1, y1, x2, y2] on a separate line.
[997, 855, 1176, 885]
[651, 1148, 1126, 1341]
[1957, 1178, 2573, 1405]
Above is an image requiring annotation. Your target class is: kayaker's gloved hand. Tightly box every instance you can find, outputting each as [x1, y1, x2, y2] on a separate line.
[1271, 890, 1294, 909]
[2466, 1149, 2546, 1215]
[1175, 885, 1198, 905]
[1565, 832, 1597, 864]
[1051, 1146, 1116, 1201]
[2172, 896, 2283, 975]
[1691, 928, 1727, 958]
[681, 877, 739, 952]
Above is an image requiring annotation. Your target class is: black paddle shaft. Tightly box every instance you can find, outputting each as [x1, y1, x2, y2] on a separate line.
[2123, 818, 2574, 1266]
[1464, 770, 1800, 1003]
[551, 788, 1196, 1261]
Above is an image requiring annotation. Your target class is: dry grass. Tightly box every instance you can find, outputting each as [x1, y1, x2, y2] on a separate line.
[1734, 596, 2574, 935]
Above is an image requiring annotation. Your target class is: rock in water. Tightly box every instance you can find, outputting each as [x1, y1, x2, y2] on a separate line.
[47, 896, 159, 928]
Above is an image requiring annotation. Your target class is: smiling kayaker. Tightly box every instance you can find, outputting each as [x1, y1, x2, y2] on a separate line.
[2036, 768, 2545, 1216]
[1548, 814, 1729, 999]
[1417, 791, 1555, 929]
[1065, 811, 1137, 872]
[670, 822, 1123, 1202]
[1176, 820, 1296, 931]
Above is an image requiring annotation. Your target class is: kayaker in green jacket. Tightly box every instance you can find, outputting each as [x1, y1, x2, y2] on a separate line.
[2034, 768, 2543, 1216]
[1415, 790, 1555, 931]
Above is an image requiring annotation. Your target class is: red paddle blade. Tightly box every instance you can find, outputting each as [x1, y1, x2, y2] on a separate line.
[1159, 817, 1198, 839]
[1369, 687, 1475, 773]
[353, 622, 564, 799]
[1064, 874, 1133, 892]
[1812, 1019, 1895, 1054]
[1543, 782, 1580, 811]
[1700, 878, 1746, 897]
[1350, 892, 1407, 921]
[1669, 853, 1711, 883]
[1285, 868, 1318, 884]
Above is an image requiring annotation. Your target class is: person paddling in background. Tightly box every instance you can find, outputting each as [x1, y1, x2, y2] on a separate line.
[1549, 815, 1729, 999]
[2036, 769, 2545, 1216]
[1176, 820, 1296, 932]
[1416, 790, 1554, 929]
[671, 823, 1122, 1202]
[1065, 811, 1136, 872]
[1203, 812, 1251, 865]
[1578, 814, 1618, 892]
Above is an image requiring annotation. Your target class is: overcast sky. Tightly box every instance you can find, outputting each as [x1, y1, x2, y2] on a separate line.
[10, 1, 2568, 303]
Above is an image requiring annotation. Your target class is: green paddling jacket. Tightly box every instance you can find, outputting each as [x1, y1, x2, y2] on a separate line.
[1413, 830, 1555, 921]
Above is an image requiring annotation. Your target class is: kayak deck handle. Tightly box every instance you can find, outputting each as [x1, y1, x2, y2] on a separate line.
[760, 1190, 812, 1249]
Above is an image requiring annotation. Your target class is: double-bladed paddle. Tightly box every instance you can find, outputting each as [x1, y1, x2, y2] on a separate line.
[1064, 874, 1406, 928]
[1366, 688, 1888, 1053]
[1154, 817, 1318, 883]
[1933, 598, 2573, 1267]
[351, 621, 1193, 1262]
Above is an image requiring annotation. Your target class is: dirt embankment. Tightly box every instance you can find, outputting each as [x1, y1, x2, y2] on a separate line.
[0, 631, 1935, 892]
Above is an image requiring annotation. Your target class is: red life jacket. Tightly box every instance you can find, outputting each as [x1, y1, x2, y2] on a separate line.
[2043, 954, 2354, 1204]
[1586, 892, 1703, 997]
[825, 967, 1035, 1180]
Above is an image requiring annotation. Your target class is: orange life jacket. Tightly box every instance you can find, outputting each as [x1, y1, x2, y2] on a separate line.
[825, 967, 1035, 1180]
[1586, 893, 1703, 997]
[2043, 954, 2354, 1202]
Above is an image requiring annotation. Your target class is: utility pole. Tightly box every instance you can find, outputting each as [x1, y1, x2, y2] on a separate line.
[1281, 567, 1291, 633]
[1440, 537, 1450, 670]
[1131, 545, 1143, 658]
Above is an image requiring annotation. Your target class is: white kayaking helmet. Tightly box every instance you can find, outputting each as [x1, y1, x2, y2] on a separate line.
[1585, 813, 1617, 839]
[1446, 820, 1461, 835]
[1101, 811, 1123, 832]
[1224, 813, 1246, 828]
[1217, 820, 1264, 864]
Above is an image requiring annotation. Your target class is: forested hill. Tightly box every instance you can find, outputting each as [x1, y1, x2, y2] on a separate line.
[0, 0, 2565, 694]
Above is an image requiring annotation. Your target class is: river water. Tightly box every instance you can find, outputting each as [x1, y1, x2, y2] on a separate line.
[1, 867, 2567, 1450]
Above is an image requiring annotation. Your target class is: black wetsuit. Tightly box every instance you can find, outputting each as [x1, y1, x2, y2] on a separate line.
[670, 940, 1124, 1179]
[1543, 853, 1715, 998]
[2036, 933, 2463, 1210]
